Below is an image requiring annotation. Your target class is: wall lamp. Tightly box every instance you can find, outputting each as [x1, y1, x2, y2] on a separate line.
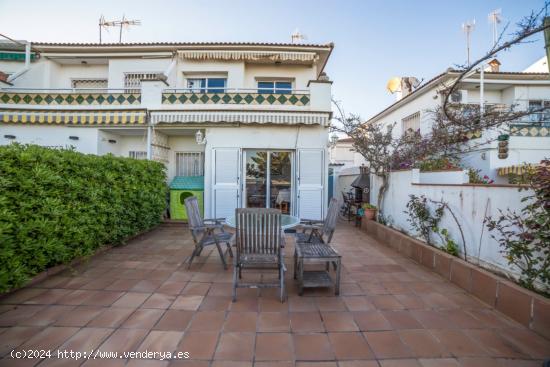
[69, 136, 79, 141]
[4, 134, 16, 139]
[195, 130, 206, 145]
[108, 139, 117, 144]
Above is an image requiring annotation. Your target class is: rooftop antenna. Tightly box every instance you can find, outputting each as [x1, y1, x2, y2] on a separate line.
[462, 19, 476, 66]
[291, 29, 307, 44]
[488, 9, 502, 48]
[98, 15, 141, 43]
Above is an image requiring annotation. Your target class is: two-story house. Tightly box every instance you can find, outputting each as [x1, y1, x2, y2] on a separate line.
[367, 60, 550, 183]
[0, 41, 334, 220]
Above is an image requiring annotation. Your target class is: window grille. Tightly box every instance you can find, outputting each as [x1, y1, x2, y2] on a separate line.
[176, 152, 204, 176]
[71, 79, 108, 90]
[124, 72, 160, 93]
[129, 151, 147, 160]
[402, 111, 421, 133]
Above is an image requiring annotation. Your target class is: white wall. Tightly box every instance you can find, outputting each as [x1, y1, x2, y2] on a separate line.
[0, 125, 99, 153]
[166, 135, 205, 182]
[370, 169, 531, 279]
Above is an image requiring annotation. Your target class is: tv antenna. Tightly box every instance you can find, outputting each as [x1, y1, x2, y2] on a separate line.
[98, 15, 141, 43]
[462, 19, 476, 66]
[488, 9, 502, 48]
[291, 29, 307, 44]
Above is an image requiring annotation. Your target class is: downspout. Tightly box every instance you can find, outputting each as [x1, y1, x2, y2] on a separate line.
[7, 41, 31, 83]
[162, 52, 178, 86]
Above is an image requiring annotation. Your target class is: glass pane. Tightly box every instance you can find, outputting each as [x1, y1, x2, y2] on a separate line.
[258, 81, 274, 94]
[245, 150, 267, 208]
[275, 81, 292, 94]
[270, 151, 291, 214]
[207, 78, 226, 93]
[187, 79, 205, 93]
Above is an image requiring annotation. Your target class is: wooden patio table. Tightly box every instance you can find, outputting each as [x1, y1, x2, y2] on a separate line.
[294, 242, 341, 296]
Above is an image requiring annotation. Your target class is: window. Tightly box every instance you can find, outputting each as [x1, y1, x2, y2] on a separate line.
[176, 152, 204, 176]
[129, 151, 147, 160]
[257, 81, 292, 94]
[187, 78, 227, 93]
[528, 100, 550, 123]
[124, 72, 160, 92]
[402, 111, 420, 133]
[71, 79, 108, 90]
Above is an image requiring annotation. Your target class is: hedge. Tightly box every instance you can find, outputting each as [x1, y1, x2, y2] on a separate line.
[0, 144, 168, 293]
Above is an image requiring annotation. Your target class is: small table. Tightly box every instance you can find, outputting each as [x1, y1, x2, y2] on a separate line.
[294, 242, 341, 296]
[225, 214, 300, 230]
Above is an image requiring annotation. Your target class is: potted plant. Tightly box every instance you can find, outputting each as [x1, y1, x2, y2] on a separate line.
[362, 203, 377, 220]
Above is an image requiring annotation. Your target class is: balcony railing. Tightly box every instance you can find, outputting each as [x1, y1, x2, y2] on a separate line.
[0, 88, 141, 106]
[162, 88, 310, 106]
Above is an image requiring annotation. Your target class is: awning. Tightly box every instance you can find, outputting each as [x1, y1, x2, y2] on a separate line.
[178, 50, 318, 63]
[150, 110, 329, 125]
[497, 163, 539, 176]
[0, 109, 146, 125]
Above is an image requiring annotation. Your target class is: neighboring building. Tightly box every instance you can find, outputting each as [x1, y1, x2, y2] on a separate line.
[329, 137, 367, 168]
[0, 41, 334, 220]
[367, 61, 550, 183]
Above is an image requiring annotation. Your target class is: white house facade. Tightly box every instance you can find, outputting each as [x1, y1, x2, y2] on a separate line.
[0, 41, 334, 220]
[367, 63, 550, 183]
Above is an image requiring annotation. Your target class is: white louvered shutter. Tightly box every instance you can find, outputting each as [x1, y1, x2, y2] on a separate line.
[212, 148, 240, 219]
[297, 149, 325, 220]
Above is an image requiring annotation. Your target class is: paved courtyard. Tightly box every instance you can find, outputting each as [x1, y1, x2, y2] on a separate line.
[0, 221, 548, 367]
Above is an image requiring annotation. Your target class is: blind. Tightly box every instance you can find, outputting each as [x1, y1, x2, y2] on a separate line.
[129, 151, 147, 160]
[124, 72, 159, 93]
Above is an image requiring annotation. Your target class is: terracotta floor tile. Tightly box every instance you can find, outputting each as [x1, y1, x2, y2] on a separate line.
[363, 331, 414, 359]
[430, 329, 488, 357]
[328, 332, 374, 360]
[259, 298, 289, 312]
[211, 362, 252, 367]
[379, 360, 422, 367]
[288, 296, 317, 312]
[229, 297, 258, 312]
[25, 289, 73, 305]
[338, 362, 380, 367]
[418, 358, 460, 367]
[399, 329, 449, 358]
[0, 288, 47, 304]
[0, 326, 45, 356]
[156, 280, 186, 295]
[142, 293, 176, 309]
[315, 297, 347, 311]
[154, 310, 194, 331]
[82, 359, 127, 367]
[53, 306, 105, 327]
[121, 308, 164, 329]
[353, 311, 392, 331]
[223, 312, 257, 332]
[370, 295, 405, 310]
[97, 328, 148, 353]
[342, 296, 375, 312]
[126, 360, 170, 367]
[112, 292, 151, 308]
[394, 294, 426, 309]
[290, 312, 324, 332]
[59, 327, 113, 351]
[214, 332, 255, 361]
[105, 279, 141, 291]
[255, 362, 294, 367]
[188, 311, 226, 332]
[176, 331, 219, 360]
[499, 328, 550, 359]
[21, 305, 75, 326]
[412, 310, 457, 329]
[293, 333, 334, 361]
[131, 279, 164, 293]
[296, 363, 338, 367]
[182, 282, 211, 296]
[255, 333, 293, 361]
[87, 307, 134, 328]
[80, 291, 124, 306]
[321, 311, 359, 332]
[381, 311, 423, 329]
[464, 329, 527, 358]
[21, 326, 80, 350]
[137, 330, 184, 353]
[171, 296, 204, 311]
[258, 312, 290, 332]
[198, 296, 231, 311]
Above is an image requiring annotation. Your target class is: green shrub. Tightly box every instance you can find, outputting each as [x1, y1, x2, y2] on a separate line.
[0, 144, 167, 293]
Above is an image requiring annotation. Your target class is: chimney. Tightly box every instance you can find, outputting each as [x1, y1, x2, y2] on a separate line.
[487, 58, 501, 72]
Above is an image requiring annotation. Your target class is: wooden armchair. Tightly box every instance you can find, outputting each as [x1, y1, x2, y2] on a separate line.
[295, 198, 339, 244]
[232, 208, 286, 303]
[184, 196, 233, 269]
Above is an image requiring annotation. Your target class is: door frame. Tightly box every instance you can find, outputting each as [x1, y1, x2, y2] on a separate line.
[241, 149, 295, 215]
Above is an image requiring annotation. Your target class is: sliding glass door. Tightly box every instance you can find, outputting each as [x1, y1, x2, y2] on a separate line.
[244, 150, 292, 214]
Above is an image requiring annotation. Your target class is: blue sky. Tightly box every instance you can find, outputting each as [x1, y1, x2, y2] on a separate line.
[0, 0, 546, 118]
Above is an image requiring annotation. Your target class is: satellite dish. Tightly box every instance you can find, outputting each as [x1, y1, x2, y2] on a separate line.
[387, 77, 401, 94]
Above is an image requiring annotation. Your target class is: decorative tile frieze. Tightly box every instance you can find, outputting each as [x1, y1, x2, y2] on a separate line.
[510, 124, 549, 137]
[0, 92, 141, 106]
[161, 92, 310, 106]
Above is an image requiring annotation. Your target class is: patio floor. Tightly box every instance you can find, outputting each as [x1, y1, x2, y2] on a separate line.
[0, 221, 548, 367]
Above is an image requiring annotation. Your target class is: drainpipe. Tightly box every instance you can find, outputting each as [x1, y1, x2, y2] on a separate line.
[479, 64, 484, 118]
[162, 54, 177, 86]
[7, 41, 31, 83]
[146, 123, 152, 160]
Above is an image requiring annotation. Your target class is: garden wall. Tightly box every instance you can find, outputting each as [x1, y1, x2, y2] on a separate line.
[370, 169, 532, 281]
[0, 144, 168, 293]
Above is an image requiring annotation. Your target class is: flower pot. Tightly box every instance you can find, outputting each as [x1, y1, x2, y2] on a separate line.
[364, 208, 377, 220]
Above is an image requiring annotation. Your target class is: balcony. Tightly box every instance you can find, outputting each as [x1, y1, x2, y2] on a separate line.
[162, 88, 310, 107]
[0, 88, 141, 107]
